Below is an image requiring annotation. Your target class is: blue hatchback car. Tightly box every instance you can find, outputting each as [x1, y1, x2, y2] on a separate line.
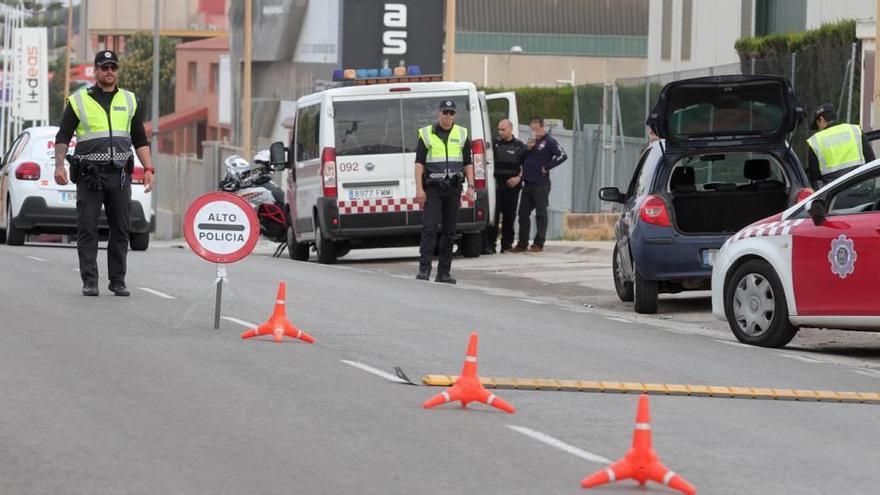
[599, 75, 813, 314]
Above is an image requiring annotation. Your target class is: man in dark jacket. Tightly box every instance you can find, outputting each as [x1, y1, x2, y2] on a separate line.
[490, 119, 526, 253]
[510, 117, 567, 253]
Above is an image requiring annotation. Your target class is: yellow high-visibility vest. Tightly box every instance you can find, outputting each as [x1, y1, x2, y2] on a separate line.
[418, 124, 468, 180]
[68, 87, 137, 168]
[806, 124, 866, 176]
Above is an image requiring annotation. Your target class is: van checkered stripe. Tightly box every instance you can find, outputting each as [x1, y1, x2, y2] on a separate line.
[337, 196, 475, 215]
[726, 218, 805, 246]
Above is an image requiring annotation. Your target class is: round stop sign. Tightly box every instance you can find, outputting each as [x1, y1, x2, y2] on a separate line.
[184, 192, 259, 263]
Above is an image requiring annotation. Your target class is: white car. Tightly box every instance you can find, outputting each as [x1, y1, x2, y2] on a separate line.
[712, 158, 880, 347]
[0, 126, 152, 250]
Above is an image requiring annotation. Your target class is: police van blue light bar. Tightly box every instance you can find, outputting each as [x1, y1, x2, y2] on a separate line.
[331, 65, 441, 86]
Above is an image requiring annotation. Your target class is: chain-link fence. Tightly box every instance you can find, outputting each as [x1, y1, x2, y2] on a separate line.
[570, 43, 859, 213]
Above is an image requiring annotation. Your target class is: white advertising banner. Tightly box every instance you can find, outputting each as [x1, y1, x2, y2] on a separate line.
[14, 27, 49, 122]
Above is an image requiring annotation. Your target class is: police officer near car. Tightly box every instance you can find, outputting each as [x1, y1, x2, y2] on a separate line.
[491, 119, 526, 253]
[54, 50, 155, 297]
[806, 103, 875, 189]
[414, 100, 475, 284]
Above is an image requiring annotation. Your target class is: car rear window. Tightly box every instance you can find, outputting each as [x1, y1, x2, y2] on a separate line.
[333, 99, 404, 157]
[669, 152, 787, 192]
[401, 95, 471, 153]
[667, 81, 786, 138]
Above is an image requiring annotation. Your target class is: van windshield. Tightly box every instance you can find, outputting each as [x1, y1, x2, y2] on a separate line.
[401, 95, 471, 153]
[333, 99, 404, 156]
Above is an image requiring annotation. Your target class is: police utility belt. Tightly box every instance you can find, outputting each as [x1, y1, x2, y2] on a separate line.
[424, 171, 464, 189]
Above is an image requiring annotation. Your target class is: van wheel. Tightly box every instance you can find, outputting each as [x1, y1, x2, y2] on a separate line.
[613, 245, 634, 302]
[725, 259, 797, 348]
[633, 268, 658, 314]
[130, 232, 150, 251]
[315, 224, 337, 264]
[287, 223, 310, 261]
[6, 199, 26, 246]
[460, 233, 481, 258]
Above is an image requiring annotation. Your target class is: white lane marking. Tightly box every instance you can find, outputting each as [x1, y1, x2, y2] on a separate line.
[26, 256, 47, 262]
[607, 316, 631, 323]
[340, 359, 407, 384]
[506, 425, 612, 464]
[716, 339, 753, 349]
[221, 316, 258, 328]
[138, 287, 176, 299]
[518, 298, 548, 305]
[776, 353, 824, 364]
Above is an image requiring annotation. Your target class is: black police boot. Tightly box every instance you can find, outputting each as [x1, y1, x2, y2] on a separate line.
[416, 267, 431, 281]
[82, 284, 99, 297]
[435, 273, 457, 284]
[109, 282, 130, 297]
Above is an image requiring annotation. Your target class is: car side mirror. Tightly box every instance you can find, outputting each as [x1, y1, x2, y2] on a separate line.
[269, 141, 287, 170]
[599, 187, 625, 203]
[807, 198, 826, 225]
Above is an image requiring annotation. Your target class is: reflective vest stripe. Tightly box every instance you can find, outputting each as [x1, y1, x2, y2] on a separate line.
[122, 90, 136, 122]
[77, 130, 132, 142]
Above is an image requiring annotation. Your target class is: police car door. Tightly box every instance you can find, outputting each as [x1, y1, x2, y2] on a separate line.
[791, 167, 880, 316]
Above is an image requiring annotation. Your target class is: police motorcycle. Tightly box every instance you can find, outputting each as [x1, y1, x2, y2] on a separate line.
[218, 150, 288, 257]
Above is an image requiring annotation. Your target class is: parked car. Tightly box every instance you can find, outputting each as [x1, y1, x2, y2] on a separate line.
[712, 154, 880, 347]
[0, 126, 152, 249]
[599, 75, 813, 314]
[275, 77, 518, 264]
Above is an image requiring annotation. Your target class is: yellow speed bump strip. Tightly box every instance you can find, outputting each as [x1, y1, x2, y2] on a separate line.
[421, 375, 880, 405]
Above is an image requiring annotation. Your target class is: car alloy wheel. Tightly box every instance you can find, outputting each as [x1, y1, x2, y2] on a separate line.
[732, 273, 775, 337]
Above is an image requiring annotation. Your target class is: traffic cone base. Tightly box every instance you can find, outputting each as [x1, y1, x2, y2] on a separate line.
[581, 395, 695, 494]
[422, 332, 515, 414]
[240, 282, 315, 343]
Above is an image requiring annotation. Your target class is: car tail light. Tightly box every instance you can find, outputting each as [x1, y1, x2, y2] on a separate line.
[131, 166, 145, 185]
[796, 188, 814, 203]
[321, 147, 337, 198]
[472, 138, 486, 189]
[15, 162, 41, 180]
[639, 195, 671, 227]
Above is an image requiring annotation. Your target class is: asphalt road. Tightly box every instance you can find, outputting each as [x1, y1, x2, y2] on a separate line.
[2, 240, 879, 494]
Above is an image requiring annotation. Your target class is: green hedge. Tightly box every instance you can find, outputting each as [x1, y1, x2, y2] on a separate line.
[480, 86, 575, 129]
[735, 19, 856, 60]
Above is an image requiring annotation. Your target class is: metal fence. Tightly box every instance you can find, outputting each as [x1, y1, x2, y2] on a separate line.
[570, 42, 859, 213]
[153, 141, 241, 240]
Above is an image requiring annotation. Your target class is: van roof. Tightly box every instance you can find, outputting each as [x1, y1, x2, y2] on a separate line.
[299, 81, 477, 103]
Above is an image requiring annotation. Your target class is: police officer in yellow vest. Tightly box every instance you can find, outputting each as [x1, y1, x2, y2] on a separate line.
[54, 50, 155, 297]
[806, 103, 875, 189]
[414, 100, 475, 284]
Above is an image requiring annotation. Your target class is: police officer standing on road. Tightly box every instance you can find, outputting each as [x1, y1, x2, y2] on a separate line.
[414, 100, 475, 284]
[806, 103, 875, 189]
[54, 50, 155, 297]
[491, 119, 526, 253]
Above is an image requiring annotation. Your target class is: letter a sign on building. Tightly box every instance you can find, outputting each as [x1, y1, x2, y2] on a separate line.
[184, 192, 259, 264]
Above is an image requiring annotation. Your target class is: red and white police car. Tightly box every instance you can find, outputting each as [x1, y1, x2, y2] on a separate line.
[712, 159, 880, 347]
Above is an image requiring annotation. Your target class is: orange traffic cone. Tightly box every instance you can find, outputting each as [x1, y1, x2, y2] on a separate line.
[581, 394, 695, 494]
[240, 282, 315, 343]
[423, 332, 515, 413]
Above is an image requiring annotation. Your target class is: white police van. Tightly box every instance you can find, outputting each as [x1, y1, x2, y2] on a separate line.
[274, 77, 517, 264]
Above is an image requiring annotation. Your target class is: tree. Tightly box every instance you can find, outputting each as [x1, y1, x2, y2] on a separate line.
[117, 32, 177, 120]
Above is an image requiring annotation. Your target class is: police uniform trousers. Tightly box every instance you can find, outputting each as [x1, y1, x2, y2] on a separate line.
[419, 183, 461, 275]
[494, 178, 521, 250]
[76, 171, 131, 286]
